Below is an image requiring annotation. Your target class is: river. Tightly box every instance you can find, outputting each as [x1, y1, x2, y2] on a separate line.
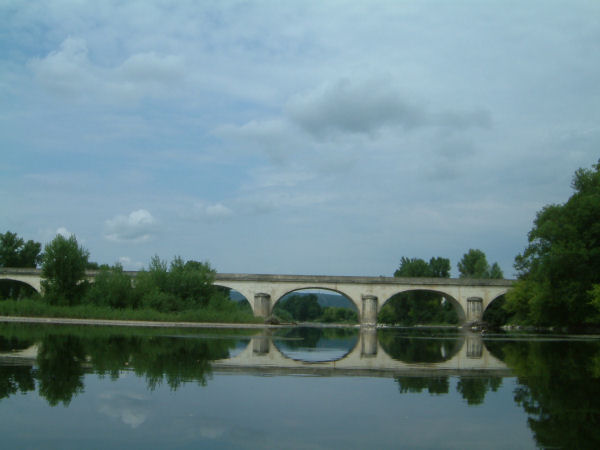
[0, 323, 598, 449]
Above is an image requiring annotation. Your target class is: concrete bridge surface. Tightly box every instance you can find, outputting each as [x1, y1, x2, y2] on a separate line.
[0, 268, 513, 326]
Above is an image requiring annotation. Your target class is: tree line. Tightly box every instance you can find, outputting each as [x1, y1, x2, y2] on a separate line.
[0, 232, 249, 318]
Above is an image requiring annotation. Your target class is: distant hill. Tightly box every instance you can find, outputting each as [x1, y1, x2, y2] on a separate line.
[229, 290, 357, 311]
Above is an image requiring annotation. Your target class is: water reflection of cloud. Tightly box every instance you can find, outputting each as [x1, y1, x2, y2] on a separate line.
[97, 391, 150, 428]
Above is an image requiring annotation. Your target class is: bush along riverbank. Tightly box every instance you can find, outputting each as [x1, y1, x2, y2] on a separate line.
[1, 249, 261, 324]
[0, 297, 262, 324]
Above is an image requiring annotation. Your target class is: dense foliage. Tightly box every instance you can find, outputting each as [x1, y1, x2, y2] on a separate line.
[505, 160, 600, 326]
[457, 249, 504, 279]
[0, 231, 42, 268]
[379, 256, 459, 325]
[41, 234, 90, 305]
[0, 325, 239, 405]
[1, 231, 255, 321]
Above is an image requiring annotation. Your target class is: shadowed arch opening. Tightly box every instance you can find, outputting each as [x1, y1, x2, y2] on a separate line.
[379, 289, 465, 325]
[482, 293, 514, 328]
[272, 327, 360, 363]
[273, 288, 358, 324]
[0, 279, 40, 300]
[213, 285, 253, 315]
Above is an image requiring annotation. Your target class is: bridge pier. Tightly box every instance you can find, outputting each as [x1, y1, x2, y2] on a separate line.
[360, 327, 378, 357]
[254, 293, 272, 318]
[466, 297, 484, 322]
[252, 335, 270, 355]
[361, 295, 378, 326]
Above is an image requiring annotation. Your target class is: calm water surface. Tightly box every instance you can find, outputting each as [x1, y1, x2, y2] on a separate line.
[0, 323, 598, 449]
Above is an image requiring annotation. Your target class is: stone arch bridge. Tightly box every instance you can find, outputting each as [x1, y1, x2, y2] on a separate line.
[0, 268, 513, 326]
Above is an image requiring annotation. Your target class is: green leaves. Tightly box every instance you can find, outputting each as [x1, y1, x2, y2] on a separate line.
[394, 256, 451, 278]
[510, 159, 600, 326]
[41, 234, 89, 305]
[0, 231, 41, 268]
[457, 249, 504, 279]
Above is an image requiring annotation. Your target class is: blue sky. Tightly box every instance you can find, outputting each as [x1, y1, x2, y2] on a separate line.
[1, 0, 599, 277]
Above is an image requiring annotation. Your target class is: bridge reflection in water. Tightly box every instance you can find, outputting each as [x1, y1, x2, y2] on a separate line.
[0, 328, 509, 378]
[213, 329, 509, 376]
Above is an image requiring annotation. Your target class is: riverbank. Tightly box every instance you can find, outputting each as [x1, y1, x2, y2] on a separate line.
[0, 315, 286, 329]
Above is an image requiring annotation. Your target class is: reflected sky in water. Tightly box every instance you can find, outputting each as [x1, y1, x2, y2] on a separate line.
[1, 370, 533, 449]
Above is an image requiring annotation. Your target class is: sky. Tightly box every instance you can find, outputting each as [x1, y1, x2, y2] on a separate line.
[1, 0, 599, 277]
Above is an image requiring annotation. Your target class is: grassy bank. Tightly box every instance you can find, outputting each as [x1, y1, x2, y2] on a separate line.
[0, 298, 263, 324]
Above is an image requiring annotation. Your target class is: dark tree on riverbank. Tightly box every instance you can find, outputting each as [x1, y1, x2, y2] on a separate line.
[505, 160, 600, 326]
[41, 234, 90, 305]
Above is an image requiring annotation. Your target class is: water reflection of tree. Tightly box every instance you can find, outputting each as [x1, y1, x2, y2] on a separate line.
[456, 376, 502, 405]
[395, 376, 449, 395]
[274, 327, 358, 349]
[501, 339, 600, 448]
[0, 366, 35, 400]
[37, 335, 86, 406]
[0, 329, 240, 406]
[378, 331, 463, 363]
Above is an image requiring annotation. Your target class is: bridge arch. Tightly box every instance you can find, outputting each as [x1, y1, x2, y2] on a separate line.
[378, 330, 465, 364]
[378, 287, 466, 323]
[483, 288, 511, 313]
[0, 274, 41, 295]
[272, 287, 359, 310]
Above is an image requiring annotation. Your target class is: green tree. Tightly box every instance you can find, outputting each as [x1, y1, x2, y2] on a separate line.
[0, 231, 41, 268]
[84, 264, 136, 309]
[274, 293, 322, 321]
[506, 160, 600, 326]
[133, 255, 218, 312]
[458, 249, 504, 279]
[381, 257, 457, 325]
[41, 234, 90, 305]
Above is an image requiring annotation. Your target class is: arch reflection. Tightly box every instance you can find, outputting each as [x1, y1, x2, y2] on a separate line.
[377, 329, 464, 363]
[272, 327, 359, 363]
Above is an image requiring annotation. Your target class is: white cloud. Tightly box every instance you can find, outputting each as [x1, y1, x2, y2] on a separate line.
[28, 37, 186, 103]
[104, 209, 157, 243]
[56, 227, 73, 238]
[179, 201, 234, 223]
[97, 391, 149, 428]
[28, 36, 95, 97]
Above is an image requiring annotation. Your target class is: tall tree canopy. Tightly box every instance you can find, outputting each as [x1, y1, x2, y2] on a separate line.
[394, 256, 451, 278]
[0, 231, 41, 268]
[506, 160, 600, 326]
[457, 249, 504, 279]
[41, 234, 90, 305]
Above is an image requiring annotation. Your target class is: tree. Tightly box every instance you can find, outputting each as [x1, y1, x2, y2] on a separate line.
[505, 160, 600, 326]
[381, 256, 457, 325]
[133, 256, 218, 312]
[274, 293, 322, 321]
[457, 249, 503, 279]
[84, 264, 136, 309]
[41, 234, 90, 305]
[0, 231, 41, 268]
